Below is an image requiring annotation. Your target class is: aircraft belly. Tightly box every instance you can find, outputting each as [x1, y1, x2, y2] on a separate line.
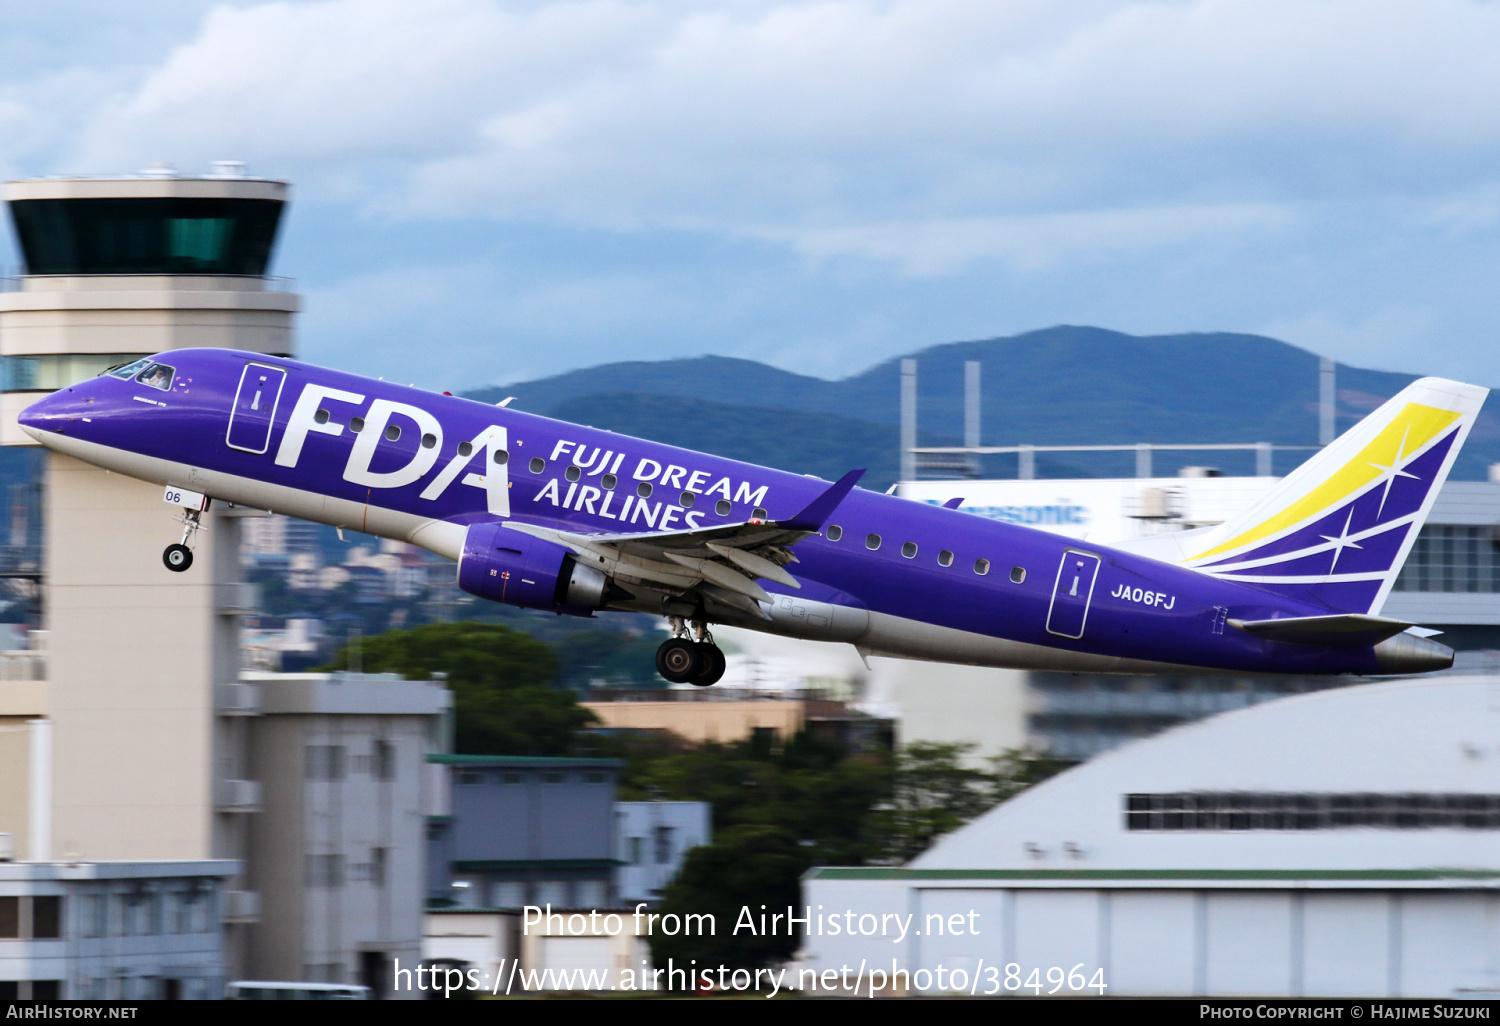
[857, 609, 1218, 674]
[41, 433, 466, 561]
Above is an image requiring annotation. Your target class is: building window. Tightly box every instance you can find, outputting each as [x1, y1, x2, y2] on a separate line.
[305, 745, 347, 781]
[305, 854, 346, 889]
[458, 770, 481, 785]
[31, 896, 61, 939]
[1393, 525, 1500, 593]
[1124, 791, 1500, 831]
[576, 880, 608, 908]
[627, 837, 644, 865]
[543, 772, 565, 784]
[172, 890, 192, 934]
[0, 896, 17, 938]
[86, 893, 107, 938]
[654, 825, 675, 865]
[374, 740, 395, 782]
[146, 890, 162, 936]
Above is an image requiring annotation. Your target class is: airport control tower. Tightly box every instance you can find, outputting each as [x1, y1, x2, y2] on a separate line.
[0, 166, 299, 962]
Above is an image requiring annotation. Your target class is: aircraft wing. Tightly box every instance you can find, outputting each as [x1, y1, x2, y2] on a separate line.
[501, 469, 865, 619]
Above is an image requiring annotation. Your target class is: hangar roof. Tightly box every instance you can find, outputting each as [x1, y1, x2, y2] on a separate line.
[911, 677, 1500, 874]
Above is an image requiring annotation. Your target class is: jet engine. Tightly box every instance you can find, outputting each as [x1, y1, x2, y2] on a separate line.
[457, 522, 606, 615]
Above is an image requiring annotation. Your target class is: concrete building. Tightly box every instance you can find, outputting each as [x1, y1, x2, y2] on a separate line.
[427, 756, 623, 911]
[0, 167, 299, 975]
[802, 678, 1500, 998]
[0, 860, 236, 1000]
[241, 671, 450, 996]
[614, 802, 711, 906]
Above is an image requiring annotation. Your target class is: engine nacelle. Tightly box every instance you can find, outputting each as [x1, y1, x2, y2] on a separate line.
[457, 522, 605, 616]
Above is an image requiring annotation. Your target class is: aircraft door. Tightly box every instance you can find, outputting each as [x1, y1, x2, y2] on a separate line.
[226, 363, 287, 455]
[1046, 549, 1101, 639]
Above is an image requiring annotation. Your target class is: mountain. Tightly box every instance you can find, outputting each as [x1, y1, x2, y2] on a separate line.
[466, 326, 1500, 489]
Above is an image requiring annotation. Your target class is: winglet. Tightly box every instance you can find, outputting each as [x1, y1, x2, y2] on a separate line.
[779, 469, 866, 532]
[942, 497, 965, 509]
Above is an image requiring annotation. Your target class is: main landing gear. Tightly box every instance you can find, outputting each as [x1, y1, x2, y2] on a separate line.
[162, 507, 205, 573]
[656, 617, 726, 687]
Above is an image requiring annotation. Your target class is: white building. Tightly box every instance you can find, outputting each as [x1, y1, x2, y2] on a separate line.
[241, 671, 451, 996]
[0, 860, 236, 1000]
[801, 677, 1500, 997]
[614, 801, 711, 905]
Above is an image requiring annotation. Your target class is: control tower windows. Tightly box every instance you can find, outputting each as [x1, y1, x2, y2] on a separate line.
[10, 197, 284, 276]
[3, 353, 151, 392]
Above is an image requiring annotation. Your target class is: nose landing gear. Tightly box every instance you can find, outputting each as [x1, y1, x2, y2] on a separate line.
[162, 506, 205, 573]
[656, 617, 726, 686]
[163, 543, 193, 572]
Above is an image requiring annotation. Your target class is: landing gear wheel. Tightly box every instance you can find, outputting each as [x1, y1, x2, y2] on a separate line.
[689, 644, 726, 687]
[656, 638, 704, 684]
[163, 544, 194, 573]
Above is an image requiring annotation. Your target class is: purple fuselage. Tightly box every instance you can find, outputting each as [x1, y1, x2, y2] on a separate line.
[20, 348, 1392, 676]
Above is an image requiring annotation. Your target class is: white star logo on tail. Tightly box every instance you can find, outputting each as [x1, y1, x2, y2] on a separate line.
[1367, 425, 1421, 519]
[1319, 508, 1364, 574]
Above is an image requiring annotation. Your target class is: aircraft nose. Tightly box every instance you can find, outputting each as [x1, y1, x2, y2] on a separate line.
[18, 386, 91, 441]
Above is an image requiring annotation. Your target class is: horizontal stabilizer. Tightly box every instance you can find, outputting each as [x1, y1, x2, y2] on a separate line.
[1227, 613, 1415, 647]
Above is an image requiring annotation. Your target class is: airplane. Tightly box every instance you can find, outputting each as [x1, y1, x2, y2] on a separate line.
[17, 350, 1485, 685]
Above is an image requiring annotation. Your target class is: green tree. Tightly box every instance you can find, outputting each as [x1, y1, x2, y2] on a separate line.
[649, 824, 812, 972]
[321, 621, 595, 755]
[872, 742, 1072, 862]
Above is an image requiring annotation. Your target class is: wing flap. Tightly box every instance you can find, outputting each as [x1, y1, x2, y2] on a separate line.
[497, 469, 863, 610]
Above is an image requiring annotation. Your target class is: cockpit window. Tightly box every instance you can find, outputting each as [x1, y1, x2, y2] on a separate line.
[134, 363, 175, 391]
[105, 358, 154, 380]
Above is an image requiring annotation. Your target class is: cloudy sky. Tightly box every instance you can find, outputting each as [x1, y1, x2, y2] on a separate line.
[4, 0, 1500, 390]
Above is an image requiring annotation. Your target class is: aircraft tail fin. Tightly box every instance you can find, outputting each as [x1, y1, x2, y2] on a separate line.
[1180, 377, 1488, 615]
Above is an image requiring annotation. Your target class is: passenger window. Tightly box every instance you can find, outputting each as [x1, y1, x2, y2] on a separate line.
[566, 466, 581, 482]
[680, 491, 695, 508]
[420, 432, 436, 449]
[314, 409, 330, 425]
[866, 534, 882, 551]
[494, 450, 509, 465]
[603, 474, 617, 489]
[974, 558, 991, 575]
[1010, 566, 1026, 584]
[901, 542, 918, 558]
[827, 525, 842, 541]
[529, 457, 545, 474]
[938, 550, 954, 567]
[457, 441, 473, 457]
[753, 507, 768, 520]
[384, 424, 401, 441]
[715, 499, 731, 516]
[135, 363, 175, 391]
[638, 482, 653, 498]
[350, 417, 365, 433]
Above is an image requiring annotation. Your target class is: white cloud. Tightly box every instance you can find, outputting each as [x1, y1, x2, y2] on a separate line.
[752, 201, 1292, 274]
[43, 0, 1500, 270]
